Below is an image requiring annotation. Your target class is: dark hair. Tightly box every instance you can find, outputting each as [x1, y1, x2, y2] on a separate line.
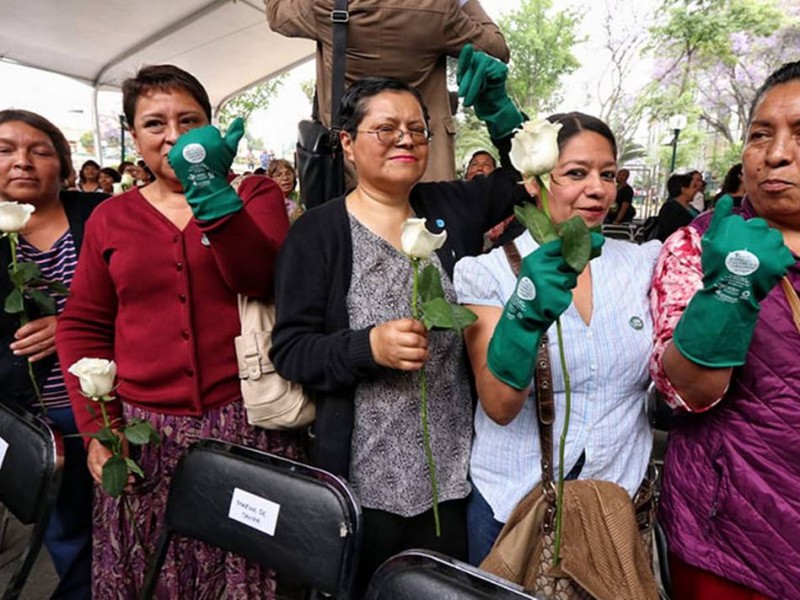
[0, 109, 73, 181]
[79, 159, 100, 182]
[715, 163, 743, 199]
[546, 112, 618, 159]
[748, 60, 800, 125]
[99, 166, 121, 183]
[122, 64, 212, 128]
[667, 173, 693, 198]
[468, 150, 497, 168]
[117, 160, 135, 175]
[338, 77, 429, 138]
[253, 167, 266, 175]
[139, 164, 154, 183]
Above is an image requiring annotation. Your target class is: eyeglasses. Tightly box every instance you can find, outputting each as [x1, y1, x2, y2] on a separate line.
[358, 126, 432, 146]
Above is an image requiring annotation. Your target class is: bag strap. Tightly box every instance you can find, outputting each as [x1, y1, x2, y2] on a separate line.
[501, 242, 555, 486]
[781, 276, 800, 335]
[330, 0, 349, 130]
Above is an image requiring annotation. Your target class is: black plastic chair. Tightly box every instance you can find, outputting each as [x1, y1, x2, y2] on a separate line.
[0, 402, 63, 600]
[365, 550, 543, 600]
[140, 438, 361, 599]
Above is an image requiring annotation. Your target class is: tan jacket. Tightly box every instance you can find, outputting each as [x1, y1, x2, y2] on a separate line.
[266, 0, 509, 182]
[481, 480, 658, 600]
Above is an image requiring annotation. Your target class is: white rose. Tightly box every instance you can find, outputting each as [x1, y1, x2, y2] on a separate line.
[401, 218, 447, 259]
[120, 172, 135, 190]
[509, 120, 563, 178]
[0, 201, 35, 234]
[68, 358, 117, 399]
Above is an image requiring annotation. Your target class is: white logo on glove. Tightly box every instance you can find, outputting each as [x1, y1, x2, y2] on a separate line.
[182, 143, 207, 164]
[725, 250, 759, 276]
[516, 276, 537, 301]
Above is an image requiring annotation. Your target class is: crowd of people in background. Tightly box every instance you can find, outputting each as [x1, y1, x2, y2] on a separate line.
[1, 3, 799, 598]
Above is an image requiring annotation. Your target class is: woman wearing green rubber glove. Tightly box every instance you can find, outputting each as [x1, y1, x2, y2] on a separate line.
[651, 60, 800, 599]
[454, 112, 661, 566]
[56, 64, 301, 598]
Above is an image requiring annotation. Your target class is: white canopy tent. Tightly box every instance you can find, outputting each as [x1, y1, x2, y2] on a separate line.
[0, 0, 314, 154]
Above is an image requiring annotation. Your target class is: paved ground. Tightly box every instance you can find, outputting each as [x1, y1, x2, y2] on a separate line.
[0, 511, 58, 599]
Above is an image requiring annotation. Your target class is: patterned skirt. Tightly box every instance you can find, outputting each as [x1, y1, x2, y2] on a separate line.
[91, 400, 304, 599]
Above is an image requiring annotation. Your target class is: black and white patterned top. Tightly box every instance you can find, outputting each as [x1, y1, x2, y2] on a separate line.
[346, 214, 472, 516]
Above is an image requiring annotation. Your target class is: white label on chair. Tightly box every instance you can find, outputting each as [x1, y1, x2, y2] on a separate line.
[0, 436, 8, 469]
[228, 488, 280, 536]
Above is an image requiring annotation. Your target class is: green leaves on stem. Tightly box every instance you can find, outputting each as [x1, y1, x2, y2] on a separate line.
[417, 264, 477, 333]
[88, 400, 160, 498]
[3, 231, 70, 416]
[410, 258, 478, 537]
[513, 174, 602, 566]
[514, 203, 601, 273]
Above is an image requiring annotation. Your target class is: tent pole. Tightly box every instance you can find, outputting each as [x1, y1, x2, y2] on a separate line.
[91, 87, 102, 165]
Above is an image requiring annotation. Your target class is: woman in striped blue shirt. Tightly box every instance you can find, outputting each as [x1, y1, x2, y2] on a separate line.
[0, 109, 104, 599]
[454, 112, 660, 565]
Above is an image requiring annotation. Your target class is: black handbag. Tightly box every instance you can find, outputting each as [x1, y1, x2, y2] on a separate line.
[295, 0, 348, 210]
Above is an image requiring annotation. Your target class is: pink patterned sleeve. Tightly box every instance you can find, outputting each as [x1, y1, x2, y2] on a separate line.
[649, 228, 705, 411]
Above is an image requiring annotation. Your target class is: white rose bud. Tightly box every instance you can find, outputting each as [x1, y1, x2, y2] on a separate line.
[509, 119, 563, 179]
[120, 172, 135, 190]
[0, 201, 35, 234]
[401, 218, 447, 259]
[68, 358, 117, 399]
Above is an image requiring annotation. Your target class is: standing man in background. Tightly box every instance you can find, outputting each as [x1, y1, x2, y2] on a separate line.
[265, 0, 509, 182]
[606, 168, 635, 224]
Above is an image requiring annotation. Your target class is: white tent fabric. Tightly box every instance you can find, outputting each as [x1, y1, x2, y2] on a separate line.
[0, 0, 314, 112]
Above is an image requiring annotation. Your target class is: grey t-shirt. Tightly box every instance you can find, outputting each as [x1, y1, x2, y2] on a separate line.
[347, 214, 472, 517]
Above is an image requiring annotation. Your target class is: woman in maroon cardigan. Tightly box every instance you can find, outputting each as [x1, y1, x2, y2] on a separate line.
[56, 65, 302, 599]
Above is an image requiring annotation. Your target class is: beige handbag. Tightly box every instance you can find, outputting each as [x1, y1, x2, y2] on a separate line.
[234, 295, 315, 429]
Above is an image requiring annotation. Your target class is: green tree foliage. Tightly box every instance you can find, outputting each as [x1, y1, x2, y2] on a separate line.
[643, 0, 796, 145]
[454, 0, 582, 173]
[499, 0, 583, 117]
[218, 75, 287, 128]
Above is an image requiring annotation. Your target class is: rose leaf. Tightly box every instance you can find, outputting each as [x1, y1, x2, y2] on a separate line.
[422, 297, 478, 333]
[515, 203, 559, 245]
[418, 264, 445, 303]
[102, 455, 128, 497]
[4, 289, 24, 314]
[560, 216, 592, 273]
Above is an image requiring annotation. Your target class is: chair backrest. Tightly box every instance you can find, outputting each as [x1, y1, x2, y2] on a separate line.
[0, 401, 63, 600]
[0, 402, 62, 525]
[142, 439, 361, 598]
[365, 550, 543, 600]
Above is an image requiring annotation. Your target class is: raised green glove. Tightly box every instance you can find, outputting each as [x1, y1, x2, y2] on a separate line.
[673, 196, 794, 368]
[457, 44, 523, 139]
[488, 234, 605, 390]
[168, 117, 245, 221]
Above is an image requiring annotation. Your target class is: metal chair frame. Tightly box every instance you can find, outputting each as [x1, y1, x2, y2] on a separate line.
[0, 402, 63, 600]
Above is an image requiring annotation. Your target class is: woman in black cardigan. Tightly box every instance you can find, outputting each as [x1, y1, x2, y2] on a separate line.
[270, 77, 527, 590]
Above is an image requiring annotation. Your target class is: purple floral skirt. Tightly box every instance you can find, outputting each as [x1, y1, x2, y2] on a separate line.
[91, 401, 304, 599]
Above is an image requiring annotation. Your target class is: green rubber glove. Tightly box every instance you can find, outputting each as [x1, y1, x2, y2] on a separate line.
[168, 117, 245, 221]
[673, 196, 794, 368]
[457, 44, 523, 139]
[487, 234, 605, 390]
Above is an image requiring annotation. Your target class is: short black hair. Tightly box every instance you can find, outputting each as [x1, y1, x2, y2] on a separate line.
[667, 173, 693, 198]
[0, 109, 73, 181]
[748, 60, 800, 126]
[122, 64, 212, 128]
[338, 77, 429, 138]
[99, 167, 121, 183]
